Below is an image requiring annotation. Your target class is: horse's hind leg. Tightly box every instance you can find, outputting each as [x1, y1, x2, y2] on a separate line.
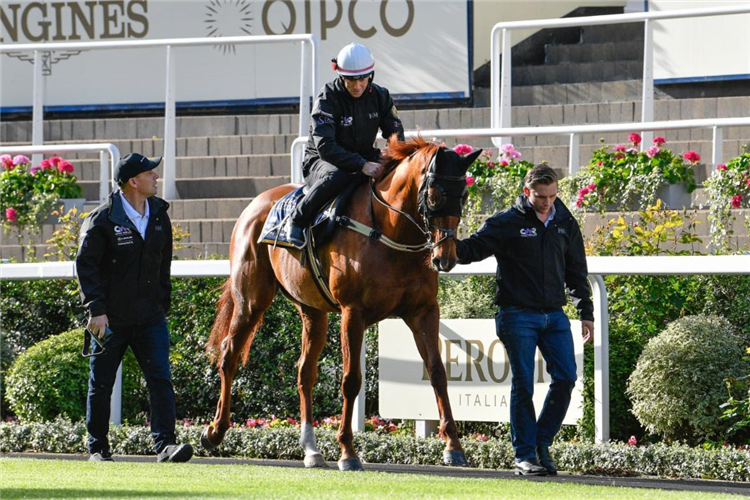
[296, 305, 329, 468]
[403, 302, 467, 466]
[336, 308, 366, 471]
[202, 257, 277, 450]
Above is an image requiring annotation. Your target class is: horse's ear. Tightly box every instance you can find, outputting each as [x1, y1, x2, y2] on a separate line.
[462, 149, 483, 169]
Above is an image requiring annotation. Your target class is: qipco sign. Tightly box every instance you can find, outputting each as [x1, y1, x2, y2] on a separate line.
[0, 0, 471, 112]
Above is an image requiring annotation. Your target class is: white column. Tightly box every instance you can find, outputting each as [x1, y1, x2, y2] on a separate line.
[299, 42, 311, 139]
[712, 126, 724, 172]
[111, 363, 123, 425]
[568, 133, 580, 175]
[163, 45, 177, 200]
[641, 19, 655, 148]
[590, 274, 610, 443]
[31, 50, 45, 166]
[352, 336, 366, 432]
[415, 420, 438, 438]
[497, 29, 512, 147]
[99, 152, 110, 202]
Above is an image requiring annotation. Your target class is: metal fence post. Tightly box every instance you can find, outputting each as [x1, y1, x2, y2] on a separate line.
[569, 133, 581, 175]
[712, 126, 724, 172]
[163, 45, 177, 200]
[32, 50, 44, 166]
[352, 336, 366, 432]
[641, 19, 655, 148]
[590, 274, 610, 443]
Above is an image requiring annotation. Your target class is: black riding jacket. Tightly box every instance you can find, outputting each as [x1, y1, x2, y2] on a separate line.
[456, 196, 594, 321]
[76, 191, 172, 327]
[302, 78, 404, 176]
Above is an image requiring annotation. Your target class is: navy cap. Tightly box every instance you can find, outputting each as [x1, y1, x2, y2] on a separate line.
[114, 153, 162, 185]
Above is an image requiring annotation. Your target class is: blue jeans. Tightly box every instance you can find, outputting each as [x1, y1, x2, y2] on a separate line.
[495, 307, 577, 462]
[86, 316, 176, 454]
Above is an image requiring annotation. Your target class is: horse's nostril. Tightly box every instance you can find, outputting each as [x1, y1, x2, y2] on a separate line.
[432, 257, 441, 270]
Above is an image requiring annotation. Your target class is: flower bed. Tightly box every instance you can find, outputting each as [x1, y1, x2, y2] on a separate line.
[2, 418, 749, 481]
[703, 149, 750, 251]
[560, 134, 698, 212]
[0, 154, 82, 234]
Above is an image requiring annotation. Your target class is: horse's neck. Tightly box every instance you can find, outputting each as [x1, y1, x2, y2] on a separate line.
[372, 162, 424, 243]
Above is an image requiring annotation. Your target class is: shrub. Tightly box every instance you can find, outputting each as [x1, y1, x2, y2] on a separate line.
[0, 330, 13, 419]
[4, 328, 148, 422]
[627, 315, 750, 444]
[0, 279, 85, 357]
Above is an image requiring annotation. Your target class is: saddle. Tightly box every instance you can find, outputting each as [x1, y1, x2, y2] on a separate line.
[257, 183, 361, 309]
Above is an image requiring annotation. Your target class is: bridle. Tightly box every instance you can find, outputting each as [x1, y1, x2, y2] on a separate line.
[367, 149, 467, 252]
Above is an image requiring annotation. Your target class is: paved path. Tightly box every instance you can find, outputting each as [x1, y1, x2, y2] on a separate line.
[4, 452, 749, 496]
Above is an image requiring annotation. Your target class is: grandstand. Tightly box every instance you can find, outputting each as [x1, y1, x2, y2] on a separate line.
[1, 3, 749, 261]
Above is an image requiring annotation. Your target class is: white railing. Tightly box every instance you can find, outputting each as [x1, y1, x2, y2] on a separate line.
[290, 117, 750, 182]
[490, 5, 750, 148]
[1, 34, 319, 200]
[0, 143, 119, 202]
[3, 255, 749, 442]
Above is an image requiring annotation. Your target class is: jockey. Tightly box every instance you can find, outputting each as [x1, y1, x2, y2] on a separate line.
[285, 42, 405, 248]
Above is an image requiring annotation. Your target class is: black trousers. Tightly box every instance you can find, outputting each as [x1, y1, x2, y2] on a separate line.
[292, 159, 364, 226]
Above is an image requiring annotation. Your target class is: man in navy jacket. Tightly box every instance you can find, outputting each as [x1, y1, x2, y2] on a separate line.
[456, 164, 594, 476]
[76, 153, 192, 463]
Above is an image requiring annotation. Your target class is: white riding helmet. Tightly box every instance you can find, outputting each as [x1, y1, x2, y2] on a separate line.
[331, 43, 375, 79]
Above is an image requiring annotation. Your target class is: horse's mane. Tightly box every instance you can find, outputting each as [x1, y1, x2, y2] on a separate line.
[379, 135, 441, 176]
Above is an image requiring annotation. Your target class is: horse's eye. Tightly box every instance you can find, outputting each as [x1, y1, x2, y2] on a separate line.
[427, 187, 443, 209]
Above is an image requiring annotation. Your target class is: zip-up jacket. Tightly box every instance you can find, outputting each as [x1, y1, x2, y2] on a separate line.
[302, 78, 404, 176]
[456, 195, 594, 321]
[76, 191, 172, 327]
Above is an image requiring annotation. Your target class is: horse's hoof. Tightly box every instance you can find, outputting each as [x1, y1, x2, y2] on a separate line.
[201, 427, 218, 452]
[337, 457, 364, 471]
[443, 450, 468, 467]
[304, 453, 328, 468]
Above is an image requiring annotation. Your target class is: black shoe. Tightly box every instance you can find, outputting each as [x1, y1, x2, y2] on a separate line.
[285, 220, 307, 249]
[514, 458, 548, 476]
[537, 446, 558, 475]
[157, 443, 193, 463]
[89, 451, 114, 462]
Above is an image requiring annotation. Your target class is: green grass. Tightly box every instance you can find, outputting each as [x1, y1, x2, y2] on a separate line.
[0, 457, 741, 500]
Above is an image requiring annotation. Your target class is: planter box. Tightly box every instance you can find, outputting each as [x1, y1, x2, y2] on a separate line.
[44, 198, 86, 224]
[656, 184, 692, 209]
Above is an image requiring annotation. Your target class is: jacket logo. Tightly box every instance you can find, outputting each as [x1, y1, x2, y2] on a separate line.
[368, 112, 379, 119]
[520, 228, 537, 237]
[316, 117, 334, 125]
[341, 116, 353, 127]
[155, 225, 163, 231]
[558, 227, 567, 235]
[114, 225, 132, 235]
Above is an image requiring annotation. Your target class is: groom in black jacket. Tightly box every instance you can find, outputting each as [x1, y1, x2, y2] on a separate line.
[76, 153, 192, 463]
[455, 164, 594, 476]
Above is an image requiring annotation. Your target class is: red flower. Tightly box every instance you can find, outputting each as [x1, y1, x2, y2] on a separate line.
[466, 176, 475, 187]
[40, 159, 52, 169]
[683, 150, 701, 163]
[628, 133, 642, 146]
[58, 160, 74, 173]
[49, 156, 63, 166]
[653, 136, 666, 146]
[731, 195, 742, 208]
[453, 144, 474, 155]
[627, 435, 638, 446]
[5, 207, 17, 222]
[500, 160, 509, 167]
[717, 164, 727, 171]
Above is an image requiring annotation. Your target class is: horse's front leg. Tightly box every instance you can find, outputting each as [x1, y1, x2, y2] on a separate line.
[296, 305, 329, 468]
[403, 302, 467, 466]
[336, 308, 366, 471]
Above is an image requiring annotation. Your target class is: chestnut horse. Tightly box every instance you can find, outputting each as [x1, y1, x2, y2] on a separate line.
[202, 136, 482, 470]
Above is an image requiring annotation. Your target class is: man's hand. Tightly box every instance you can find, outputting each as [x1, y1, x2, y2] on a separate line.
[581, 320, 594, 344]
[87, 314, 109, 339]
[362, 161, 384, 179]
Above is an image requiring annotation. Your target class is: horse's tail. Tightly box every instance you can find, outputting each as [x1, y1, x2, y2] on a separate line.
[207, 279, 234, 366]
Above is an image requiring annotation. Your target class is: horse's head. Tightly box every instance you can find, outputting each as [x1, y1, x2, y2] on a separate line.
[418, 145, 482, 272]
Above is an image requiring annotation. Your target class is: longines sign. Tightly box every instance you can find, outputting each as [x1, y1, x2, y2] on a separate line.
[378, 318, 584, 423]
[0, 0, 471, 111]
